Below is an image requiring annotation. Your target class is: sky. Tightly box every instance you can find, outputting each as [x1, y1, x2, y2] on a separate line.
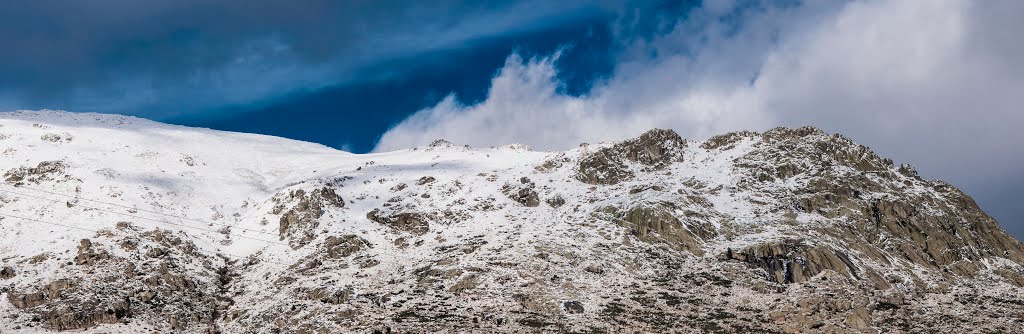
[0, 0, 1022, 239]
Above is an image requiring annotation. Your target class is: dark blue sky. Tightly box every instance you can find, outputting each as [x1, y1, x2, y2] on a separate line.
[176, 12, 618, 152]
[0, 0, 1022, 240]
[0, 0, 639, 152]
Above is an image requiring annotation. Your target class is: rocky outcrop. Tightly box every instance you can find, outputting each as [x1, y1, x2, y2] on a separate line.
[323, 235, 371, 259]
[3, 115, 1024, 334]
[274, 187, 345, 248]
[700, 130, 757, 150]
[724, 239, 869, 285]
[613, 128, 687, 168]
[5, 227, 224, 332]
[6, 280, 131, 331]
[74, 239, 111, 265]
[576, 129, 686, 185]
[732, 126, 898, 184]
[545, 195, 566, 208]
[602, 203, 716, 255]
[501, 177, 540, 207]
[723, 126, 1024, 286]
[576, 146, 633, 185]
[366, 209, 431, 235]
[3, 160, 68, 185]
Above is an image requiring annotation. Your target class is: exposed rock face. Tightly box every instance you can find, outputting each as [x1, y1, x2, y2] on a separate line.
[725, 239, 870, 285]
[576, 128, 686, 185]
[601, 203, 716, 255]
[721, 127, 1024, 287]
[612, 128, 687, 168]
[6, 281, 131, 331]
[562, 300, 584, 314]
[700, 130, 757, 150]
[74, 239, 111, 265]
[416, 176, 436, 185]
[274, 186, 345, 247]
[576, 147, 633, 185]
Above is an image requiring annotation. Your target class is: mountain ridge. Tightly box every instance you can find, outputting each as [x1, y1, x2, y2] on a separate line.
[0, 110, 1022, 333]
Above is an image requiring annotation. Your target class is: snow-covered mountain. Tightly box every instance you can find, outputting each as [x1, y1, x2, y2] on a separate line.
[1, 110, 1022, 333]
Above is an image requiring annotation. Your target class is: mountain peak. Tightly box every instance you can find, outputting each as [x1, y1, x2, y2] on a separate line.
[1, 112, 1022, 333]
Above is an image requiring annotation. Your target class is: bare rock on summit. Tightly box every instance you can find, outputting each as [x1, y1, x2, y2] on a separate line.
[613, 128, 687, 168]
[576, 128, 686, 185]
[725, 239, 869, 285]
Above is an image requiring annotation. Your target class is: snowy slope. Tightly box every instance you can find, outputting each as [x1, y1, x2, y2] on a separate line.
[1, 110, 1023, 333]
[0, 110, 346, 257]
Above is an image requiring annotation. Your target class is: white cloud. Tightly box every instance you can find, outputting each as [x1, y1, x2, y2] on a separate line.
[374, 0, 834, 150]
[375, 0, 1024, 193]
[751, 0, 1024, 185]
[374, 54, 592, 150]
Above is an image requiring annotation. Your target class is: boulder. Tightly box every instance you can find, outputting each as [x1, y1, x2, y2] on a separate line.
[0, 266, 14, 279]
[323, 235, 371, 259]
[367, 209, 431, 235]
[502, 177, 540, 207]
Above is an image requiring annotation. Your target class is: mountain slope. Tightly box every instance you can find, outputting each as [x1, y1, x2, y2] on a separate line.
[1, 110, 1022, 333]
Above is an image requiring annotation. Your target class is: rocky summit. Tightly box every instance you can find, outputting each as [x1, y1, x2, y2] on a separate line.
[0, 110, 1022, 333]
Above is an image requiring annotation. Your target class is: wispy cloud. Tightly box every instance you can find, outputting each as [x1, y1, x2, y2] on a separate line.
[0, 0, 611, 119]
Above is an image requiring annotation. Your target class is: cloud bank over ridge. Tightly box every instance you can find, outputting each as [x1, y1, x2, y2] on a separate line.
[376, 0, 1024, 199]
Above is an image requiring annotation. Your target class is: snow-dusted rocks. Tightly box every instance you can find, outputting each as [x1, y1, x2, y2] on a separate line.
[3, 160, 69, 185]
[274, 186, 345, 248]
[575, 128, 686, 185]
[0, 110, 1022, 333]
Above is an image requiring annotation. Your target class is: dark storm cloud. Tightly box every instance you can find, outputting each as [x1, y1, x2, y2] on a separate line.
[0, 0, 613, 116]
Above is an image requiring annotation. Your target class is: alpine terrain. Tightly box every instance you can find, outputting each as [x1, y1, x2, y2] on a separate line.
[0, 110, 1022, 333]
